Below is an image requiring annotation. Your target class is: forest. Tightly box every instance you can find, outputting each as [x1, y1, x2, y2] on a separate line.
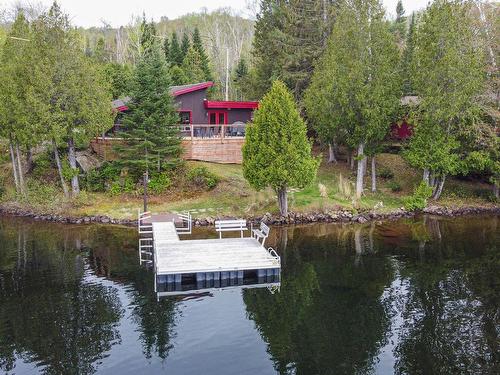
[0, 0, 498, 219]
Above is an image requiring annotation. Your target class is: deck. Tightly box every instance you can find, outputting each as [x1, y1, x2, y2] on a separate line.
[149, 221, 281, 287]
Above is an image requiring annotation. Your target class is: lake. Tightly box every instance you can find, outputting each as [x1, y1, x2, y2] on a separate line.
[0, 214, 498, 374]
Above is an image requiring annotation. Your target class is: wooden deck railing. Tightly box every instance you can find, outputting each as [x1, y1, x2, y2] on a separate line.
[179, 124, 246, 140]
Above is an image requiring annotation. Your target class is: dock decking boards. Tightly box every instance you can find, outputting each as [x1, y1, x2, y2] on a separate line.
[151, 221, 280, 284]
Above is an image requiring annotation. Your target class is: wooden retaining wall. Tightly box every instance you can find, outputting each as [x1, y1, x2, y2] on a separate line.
[181, 138, 244, 164]
[90, 137, 244, 164]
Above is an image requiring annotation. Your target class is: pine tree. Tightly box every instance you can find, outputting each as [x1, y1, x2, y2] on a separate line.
[163, 36, 170, 62]
[233, 58, 249, 100]
[94, 37, 107, 63]
[242, 81, 319, 216]
[139, 16, 157, 56]
[192, 27, 212, 81]
[252, 0, 334, 101]
[168, 32, 182, 66]
[404, 0, 486, 200]
[181, 47, 206, 83]
[116, 44, 181, 178]
[252, 0, 286, 98]
[280, 0, 329, 100]
[393, 0, 407, 45]
[180, 32, 190, 61]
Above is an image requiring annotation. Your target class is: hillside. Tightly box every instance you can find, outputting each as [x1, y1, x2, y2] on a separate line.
[80, 9, 255, 99]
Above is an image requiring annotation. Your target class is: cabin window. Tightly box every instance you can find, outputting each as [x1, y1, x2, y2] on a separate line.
[178, 111, 191, 124]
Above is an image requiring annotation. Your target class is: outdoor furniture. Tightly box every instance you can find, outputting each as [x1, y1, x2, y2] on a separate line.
[215, 219, 248, 239]
[252, 222, 270, 247]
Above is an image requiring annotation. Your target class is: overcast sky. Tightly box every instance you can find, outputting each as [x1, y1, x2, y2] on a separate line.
[2, 0, 432, 28]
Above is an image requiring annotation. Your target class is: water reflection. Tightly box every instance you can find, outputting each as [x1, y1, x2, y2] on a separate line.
[0, 215, 498, 374]
[0, 221, 123, 374]
[246, 216, 499, 374]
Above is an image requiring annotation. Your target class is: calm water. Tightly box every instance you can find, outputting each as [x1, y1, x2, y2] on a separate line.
[0, 215, 498, 375]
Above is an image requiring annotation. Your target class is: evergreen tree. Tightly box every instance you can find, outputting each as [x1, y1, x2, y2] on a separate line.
[404, 0, 486, 200]
[304, 0, 401, 198]
[252, 0, 286, 98]
[180, 32, 190, 61]
[181, 47, 206, 83]
[396, 0, 405, 23]
[0, 12, 33, 194]
[104, 62, 134, 99]
[393, 0, 407, 45]
[233, 58, 249, 100]
[139, 16, 157, 56]
[94, 37, 107, 63]
[116, 44, 181, 178]
[252, 0, 334, 101]
[163, 36, 169, 62]
[168, 32, 182, 66]
[242, 81, 319, 216]
[170, 65, 188, 85]
[191, 27, 212, 81]
[280, 0, 330, 100]
[31, 1, 114, 197]
[401, 12, 417, 95]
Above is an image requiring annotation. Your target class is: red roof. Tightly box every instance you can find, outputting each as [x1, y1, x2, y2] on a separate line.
[171, 82, 214, 97]
[204, 100, 259, 110]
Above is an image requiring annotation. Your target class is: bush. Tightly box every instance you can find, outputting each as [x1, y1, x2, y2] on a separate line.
[83, 162, 122, 192]
[187, 166, 219, 190]
[31, 153, 53, 180]
[108, 176, 135, 196]
[149, 172, 172, 194]
[388, 180, 402, 192]
[404, 181, 433, 211]
[378, 167, 394, 179]
[18, 179, 62, 208]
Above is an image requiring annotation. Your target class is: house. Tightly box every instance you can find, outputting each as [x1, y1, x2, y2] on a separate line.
[103, 82, 259, 164]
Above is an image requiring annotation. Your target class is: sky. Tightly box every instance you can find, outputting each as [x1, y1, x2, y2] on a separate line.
[1, 0, 432, 28]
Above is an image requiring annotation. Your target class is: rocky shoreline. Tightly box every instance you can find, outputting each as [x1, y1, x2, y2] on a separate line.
[1, 203, 499, 227]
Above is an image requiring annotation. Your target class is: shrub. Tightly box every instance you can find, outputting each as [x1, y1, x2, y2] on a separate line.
[404, 181, 433, 211]
[378, 167, 394, 179]
[31, 153, 53, 180]
[149, 173, 171, 194]
[187, 166, 219, 190]
[388, 180, 402, 192]
[108, 176, 136, 196]
[83, 162, 122, 192]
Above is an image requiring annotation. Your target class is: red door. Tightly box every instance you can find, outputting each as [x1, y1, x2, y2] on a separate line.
[208, 111, 227, 124]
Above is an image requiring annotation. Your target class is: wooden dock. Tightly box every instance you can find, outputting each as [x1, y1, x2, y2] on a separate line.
[145, 219, 281, 289]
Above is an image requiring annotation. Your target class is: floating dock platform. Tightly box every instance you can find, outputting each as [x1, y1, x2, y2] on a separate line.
[138, 213, 281, 294]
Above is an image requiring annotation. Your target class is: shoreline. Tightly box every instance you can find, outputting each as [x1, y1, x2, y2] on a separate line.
[0, 203, 499, 227]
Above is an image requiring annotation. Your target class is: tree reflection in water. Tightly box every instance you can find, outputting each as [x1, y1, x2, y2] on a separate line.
[244, 223, 394, 374]
[244, 216, 499, 374]
[0, 219, 123, 375]
[84, 225, 177, 361]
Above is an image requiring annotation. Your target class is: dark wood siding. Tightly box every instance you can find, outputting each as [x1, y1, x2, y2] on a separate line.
[174, 89, 208, 124]
[173, 89, 255, 124]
